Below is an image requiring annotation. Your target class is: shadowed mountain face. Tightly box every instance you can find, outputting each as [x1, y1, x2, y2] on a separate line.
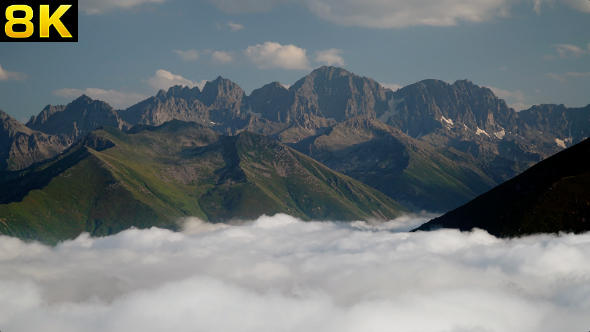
[0, 110, 70, 171]
[414, 137, 590, 237]
[0, 121, 407, 244]
[257, 66, 393, 123]
[26, 95, 127, 141]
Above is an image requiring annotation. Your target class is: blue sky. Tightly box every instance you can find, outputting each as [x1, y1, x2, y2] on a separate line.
[0, 0, 589, 122]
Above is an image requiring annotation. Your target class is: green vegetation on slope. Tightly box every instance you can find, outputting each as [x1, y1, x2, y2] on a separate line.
[0, 121, 408, 244]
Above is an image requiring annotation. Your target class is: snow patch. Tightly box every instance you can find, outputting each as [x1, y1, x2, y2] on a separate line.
[440, 116, 454, 126]
[476, 127, 489, 137]
[379, 97, 403, 122]
[495, 130, 506, 139]
[555, 138, 566, 149]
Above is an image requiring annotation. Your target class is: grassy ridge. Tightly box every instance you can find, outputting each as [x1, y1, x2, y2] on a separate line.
[0, 121, 408, 244]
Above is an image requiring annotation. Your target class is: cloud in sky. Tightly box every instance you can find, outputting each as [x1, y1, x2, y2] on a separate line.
[205, 0, 590, 28]
[567, 71, 590, 77]
[79, 0, 169, 14]
[1, 213, 590, 332]
[547, 72, 566, 82]
[211, 50, 235, 63]
[380, 83, 403, 91]
[486, 86, 531, 111]
[174, 49, 200, 61]
[487, 86, 526, 102]
[0, 64, 27, 82]
[543, 43, 588, 59]
[315, 49, 346, 66]
[147, 69, 206, 90]
[228, 21, 245, 31]
[52, 88, 148, 109]
[244, 42, 311, 70]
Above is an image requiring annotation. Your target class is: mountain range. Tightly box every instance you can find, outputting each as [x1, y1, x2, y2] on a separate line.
[1, 66, 589, 241]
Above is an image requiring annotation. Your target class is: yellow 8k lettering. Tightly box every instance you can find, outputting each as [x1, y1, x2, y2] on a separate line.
[5, 5, 34, 38]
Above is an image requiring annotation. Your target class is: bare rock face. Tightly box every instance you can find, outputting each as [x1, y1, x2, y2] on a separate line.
[248, 66, 393, 123]
[247, 82, 294, 122]
[120, 77, 248, 128]
[385, 79, 520, 138]
[1, 110, 70, 171]
[26, 95, 127, 141]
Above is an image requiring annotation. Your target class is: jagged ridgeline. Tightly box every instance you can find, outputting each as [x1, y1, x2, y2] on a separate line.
[1, 66, 589, 222]
[0, 121, 407, 244]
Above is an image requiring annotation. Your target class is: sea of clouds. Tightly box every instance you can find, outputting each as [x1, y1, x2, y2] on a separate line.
[1, 213, 589, 332]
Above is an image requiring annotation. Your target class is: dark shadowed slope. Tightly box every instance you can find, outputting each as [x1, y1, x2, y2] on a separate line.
[414, 137, 590, 237]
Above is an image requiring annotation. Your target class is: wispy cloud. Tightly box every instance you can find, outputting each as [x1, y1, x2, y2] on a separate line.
[567, 71, 590, 77]
[1, 214, 590, 332]
[0, 64, 27, 82]
[52, 88, 147, 108]
[244, 42, 311, 70]
[228, 21, 244, 31]
[205, 0, 589, 28]
[211, 51, 234, 63]
[79, 0, 169, 14]
[174, 49, 200, 61]
[547, 72, 567, 82]
[543, 43, 588, 60]
[486, 86, 526, 102]
[314, 49, 345, 66]
[486, 86, 530, 111]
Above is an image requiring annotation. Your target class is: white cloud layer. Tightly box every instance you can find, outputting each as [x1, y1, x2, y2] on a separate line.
[147, 69, 205, 91]
[0, 64, 27, 82]
[174, 49, 200, 61]
[315, 49, 346, 66]
[245, 42, 311, 70]
[79, 0, 169, 14]
[52, 88, 148, 109]
[205, 0, 590, 28]
[1, 213, 590, 332]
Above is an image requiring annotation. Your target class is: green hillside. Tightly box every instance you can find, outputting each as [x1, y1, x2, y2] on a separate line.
[0, 121, 407, 244]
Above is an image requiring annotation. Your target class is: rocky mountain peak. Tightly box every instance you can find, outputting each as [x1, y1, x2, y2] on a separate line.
[200, 76, 245, 107]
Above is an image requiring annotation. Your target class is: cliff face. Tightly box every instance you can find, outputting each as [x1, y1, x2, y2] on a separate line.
[119, 77, 248, 130]
[1, 109, 70, 171]
[26, 95, 127, 141]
